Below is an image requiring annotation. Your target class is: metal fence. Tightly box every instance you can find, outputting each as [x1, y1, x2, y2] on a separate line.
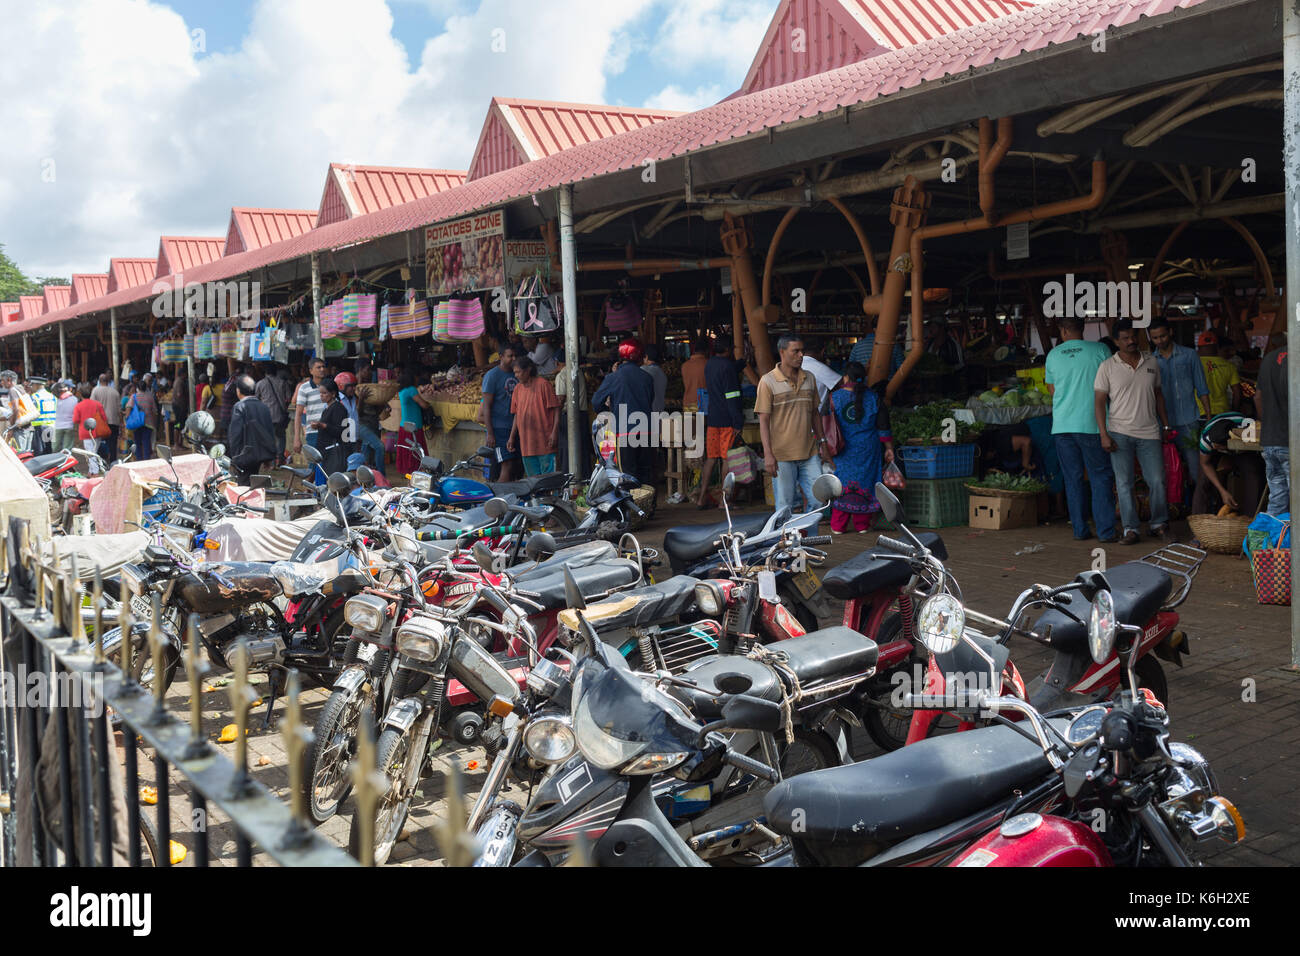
[0, 516, 362, 867]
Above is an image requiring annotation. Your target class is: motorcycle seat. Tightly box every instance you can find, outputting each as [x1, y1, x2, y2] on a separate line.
[763, 718, 1066, 855]
[670, 627, 879, 720]
[822, 532, 948, 600]
[559, 575, 702, 632]
[515, 560, 642, 611]
[1033, 561, 1173, 654]
[25, 452, 69, 475]
[662, 513, 772, 571]
[510, 540, 618, 580]
[488, 472, 568, 499]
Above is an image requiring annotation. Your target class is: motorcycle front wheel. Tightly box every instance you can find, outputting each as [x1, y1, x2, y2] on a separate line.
[102, 623, 180, 696]
[347, 728, 413, 865]
[304, 685, 371, 824]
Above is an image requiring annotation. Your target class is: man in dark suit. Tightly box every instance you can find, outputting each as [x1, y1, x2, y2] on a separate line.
[228, 374, 278, 482]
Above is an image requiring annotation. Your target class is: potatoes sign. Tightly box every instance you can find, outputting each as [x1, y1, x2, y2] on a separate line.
[425, 209, 505, 296]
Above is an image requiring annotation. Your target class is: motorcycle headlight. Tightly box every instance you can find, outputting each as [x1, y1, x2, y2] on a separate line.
[620, 752, 689, 775]
[694, 581, 725, 617]
[409, 471, 432, 492]
[120, 564, 148, 595]
[916, 593, 964, 654]
[1088, 590, 1117, 665]
[396, 615, 447, 661]
[523, 714, 576, 765]
[343, 593, 389, 634]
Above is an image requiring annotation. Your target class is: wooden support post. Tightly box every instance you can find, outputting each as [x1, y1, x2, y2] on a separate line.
[721, 214, 774, 374]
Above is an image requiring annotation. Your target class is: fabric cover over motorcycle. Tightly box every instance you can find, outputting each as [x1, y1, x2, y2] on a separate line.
[557, 575, 702, 632]
[45, 530, 150, 579]
[0, 441, 52, 540]
[204, 514, 327, 562]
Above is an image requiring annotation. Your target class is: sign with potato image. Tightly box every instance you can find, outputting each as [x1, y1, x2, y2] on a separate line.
[425, 209, 506, 296]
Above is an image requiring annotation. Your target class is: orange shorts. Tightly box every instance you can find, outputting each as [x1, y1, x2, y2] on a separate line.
[706, 427, 735, 459]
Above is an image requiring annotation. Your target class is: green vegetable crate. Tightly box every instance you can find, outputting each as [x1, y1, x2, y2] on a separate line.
[900, 477, 969, 528]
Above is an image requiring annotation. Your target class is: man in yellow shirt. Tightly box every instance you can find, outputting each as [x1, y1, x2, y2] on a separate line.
[1196, 331, 1240, 416]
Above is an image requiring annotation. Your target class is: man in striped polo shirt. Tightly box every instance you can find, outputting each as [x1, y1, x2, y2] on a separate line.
[294, 358, 328, 479]
[757, 335, 831, 514]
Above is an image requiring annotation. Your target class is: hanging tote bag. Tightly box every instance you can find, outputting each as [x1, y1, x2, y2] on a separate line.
[160, 339, 185, 363]
[513, 273, 561, 334]
[319, 301, 343, 338]
[445, 296, 485, 342]
[216, 328, 238, 358]
[603, 293, 642, 333]
[355, 293, 378, 329]
[432, 300, 453, 343]
[389, 293, 431, 340]
[195, 331, 214, 359]
[249, 328, 273, 361]
[183, 332, 196, 359]
[340, 293, 360, 331]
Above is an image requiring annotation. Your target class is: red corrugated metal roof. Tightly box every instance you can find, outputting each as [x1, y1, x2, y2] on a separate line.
[156, 237, 225, 279]
[70, 274, 109, 305]
[225, 208, 318, 255]
[1, 303, 21, 325]
[19, 296, 46, 321]
[468, 98, 684, 181]
[106, 258, 159, 294]
[316, 165, 467, 227]
[42, 285, 72, 313]
[739, 0, 1037, 95]
[3, 0, 1214, 340]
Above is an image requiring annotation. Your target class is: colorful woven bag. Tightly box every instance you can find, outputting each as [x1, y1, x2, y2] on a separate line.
[320, 301, 344, 338]
[216, 329, 238, 357]
[1251, 545, 1291, 605]
[340, 293, 360, 331]
[195, 331, 214, 359]
[390, 294, 431, 339]
[445, 296, 485, 342]
[160, 339, 185, 363]
[432, 300, 452, 343]
[355, 293, 378, 329]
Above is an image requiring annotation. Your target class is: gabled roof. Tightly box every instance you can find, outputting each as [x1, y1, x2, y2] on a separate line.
[738, 0, 1037, 95]
[42, 285, 72, 313]
[155, 237, 225, 279]
[467, 98, 683, 181]
[19, 296, 46, 321]
[107, 258, 159, 294]
[224, 208, 318, 255]
[70, 274, 109, 305]
[1, 303, 21, 325]
[316, 165, 467, 227]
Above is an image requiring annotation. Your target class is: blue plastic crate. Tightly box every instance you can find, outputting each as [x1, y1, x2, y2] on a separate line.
[898, 443, 976, 480]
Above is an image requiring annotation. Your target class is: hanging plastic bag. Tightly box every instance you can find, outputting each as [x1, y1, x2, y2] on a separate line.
[883, 460, 906, 490]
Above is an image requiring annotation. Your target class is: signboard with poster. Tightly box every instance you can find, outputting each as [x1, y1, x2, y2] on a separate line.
[504, 239, 550, 292]
[425, 209, 505, 296]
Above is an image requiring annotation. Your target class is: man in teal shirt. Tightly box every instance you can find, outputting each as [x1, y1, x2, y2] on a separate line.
[1045, 317, 1116, 541]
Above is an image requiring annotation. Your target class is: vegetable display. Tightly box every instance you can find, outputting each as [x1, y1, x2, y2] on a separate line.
[968, 472, 1047, 494]
[892, 402, 985, 445]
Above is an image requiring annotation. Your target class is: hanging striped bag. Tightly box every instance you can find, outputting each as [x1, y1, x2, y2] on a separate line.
[355, 293, 378, 329]
[389, 293, 431, 339]
[340, 293, 360, 331]
[445, 296, 485, 342]
[432, 300, 452, 343]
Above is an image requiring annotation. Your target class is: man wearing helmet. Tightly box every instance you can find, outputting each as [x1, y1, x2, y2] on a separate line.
[591, 339, 656, 484]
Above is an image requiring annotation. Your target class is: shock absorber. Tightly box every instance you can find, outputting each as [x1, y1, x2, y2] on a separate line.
[899, 593, 915, 643]
[637, 629, 658, 670]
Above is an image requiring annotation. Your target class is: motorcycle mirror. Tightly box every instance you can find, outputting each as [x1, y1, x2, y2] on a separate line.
[326, 472, 352, 495]
[722, 472, 736, 500]
[875, 481, 903, 525]
[85, 418, 97, 434]
[714, 672, 753, 695]
[401, 420, 420, 433]
[355, 465, 375, 488]
[420, 455, 442, 473]
[157, 444, 172, 463]
[472, 540, 495, 573]
[208, 443, 227, 460]
[811, 472, 842, 506]
[248, 474, 271, 490]
[563, 566, 587, 611]
[720, 693, 784, 734]
[483, 497, 508, 520]
[525, 532, 556, 561]
[476, 446, 494, 458]
[303, 444, 323, 465]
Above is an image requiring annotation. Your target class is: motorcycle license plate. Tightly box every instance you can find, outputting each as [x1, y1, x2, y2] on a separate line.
[791, 570, 820, 601]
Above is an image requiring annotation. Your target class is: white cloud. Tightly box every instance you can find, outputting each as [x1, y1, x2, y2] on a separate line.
[0, 0, 745, 280]
[645, 83, 727, 112]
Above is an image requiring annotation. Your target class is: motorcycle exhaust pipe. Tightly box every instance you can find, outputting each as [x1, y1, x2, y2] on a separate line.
[471, 801, 522, 867]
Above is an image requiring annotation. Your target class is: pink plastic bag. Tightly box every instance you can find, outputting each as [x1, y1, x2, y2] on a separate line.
[1163, 434, 1186, 502]
[883, 460, 906, 490]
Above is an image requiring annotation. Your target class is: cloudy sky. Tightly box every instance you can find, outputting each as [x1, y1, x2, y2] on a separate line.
[0, 0, 775, 281]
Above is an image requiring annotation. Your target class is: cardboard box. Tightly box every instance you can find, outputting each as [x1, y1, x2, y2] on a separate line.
[969, 494, 1036, 530]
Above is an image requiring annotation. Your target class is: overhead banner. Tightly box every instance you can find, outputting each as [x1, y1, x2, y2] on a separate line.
[505, 239, 550, 290]
[425, 209, 505, 296]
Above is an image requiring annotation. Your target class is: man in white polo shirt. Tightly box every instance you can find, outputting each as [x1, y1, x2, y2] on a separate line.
[294, 357, 328, 481]
[1094, 318, 1172, 545]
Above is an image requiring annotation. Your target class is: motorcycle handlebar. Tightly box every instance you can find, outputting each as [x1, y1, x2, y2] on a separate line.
[802, 535, 832, 546]
[875, 535, 914, 554]
[724, 749, 780, 784]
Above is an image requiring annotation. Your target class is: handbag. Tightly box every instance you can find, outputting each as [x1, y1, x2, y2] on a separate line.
[320, 301, 345, 338]
[1251, 529, 1291, 605]
[1162, 434, 1186, 501]
[94, 417, 112, 439]
[725, 444, 756, 484]
[822, 406, 845, 457]
[445, 296, 485, 342]
[249, 329, 272, 361]
[389, 294, 431, 340]
[603, 293, 642, 333]
[432, 300, 452, 343]
[513, 273, 562, 334]
[216, 329, 238, 357]
[340, 293, 360, 331]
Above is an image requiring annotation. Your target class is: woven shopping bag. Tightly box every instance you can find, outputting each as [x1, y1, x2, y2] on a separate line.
[216, 329, 238, 357]
[1251, 545, 1291, 605]
[195, 331, 214, 359]
[432, 300, 452, 343]
[320, 301, 344, 338]
[390, 294, 431, 339]
[355, 293, 378, 329]
[445, 296, 485, 342]
[340, 293, 360, 331]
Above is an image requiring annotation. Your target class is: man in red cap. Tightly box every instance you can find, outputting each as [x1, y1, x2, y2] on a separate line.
[1197, 330, 1240, 417]
[591, 339, 656, 484]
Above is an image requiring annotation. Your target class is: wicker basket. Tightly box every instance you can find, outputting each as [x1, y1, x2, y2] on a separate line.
[356, 380, 400, 408]
[964, 483, 1043, 499]
[1187, 513, 1251, 554]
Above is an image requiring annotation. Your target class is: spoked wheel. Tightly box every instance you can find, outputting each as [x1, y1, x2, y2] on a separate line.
[348, 728, 413, 865]
[102, 623, 180, 697]
[304, 687, 370, 824]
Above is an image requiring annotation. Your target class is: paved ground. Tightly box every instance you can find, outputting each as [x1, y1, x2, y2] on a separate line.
[143, 498, 1300, 866]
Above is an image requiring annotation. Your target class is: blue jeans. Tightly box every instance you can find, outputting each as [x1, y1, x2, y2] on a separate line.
[305, 432, 326, 484]
[775, 453, 822, 514]
[134, 426, 153, 461]
[357, 423, 386, 475]
[1110, 432, 1167, 533]
[1262, 446, 1290, 516]
[1054, 433, 1116, 540]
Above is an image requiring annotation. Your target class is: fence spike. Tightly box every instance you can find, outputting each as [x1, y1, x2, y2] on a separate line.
[279, 670, 314, 846]
[91, 568, 106, 670]
[67, 552, 86, 647]
[224, 640, 258, 798]
[182, 614, 208, 759]
[350, 712, 387, 867]
[146, 593, 168, 723]
[434, 765, 478, 868]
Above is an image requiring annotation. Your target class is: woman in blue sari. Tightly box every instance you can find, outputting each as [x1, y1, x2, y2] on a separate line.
[830, 362, 894, 533]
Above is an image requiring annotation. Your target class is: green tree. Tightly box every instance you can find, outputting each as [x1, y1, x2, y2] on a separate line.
[0, 244, 32, 301]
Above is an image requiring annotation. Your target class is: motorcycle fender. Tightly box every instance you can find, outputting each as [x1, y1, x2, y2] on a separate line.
[333, 665, 367, 693]
[382, 697, 423, 734]
[449, 638, 521, 705]
[593, 780, 707, 868]
[951, 815, 1112, 867]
